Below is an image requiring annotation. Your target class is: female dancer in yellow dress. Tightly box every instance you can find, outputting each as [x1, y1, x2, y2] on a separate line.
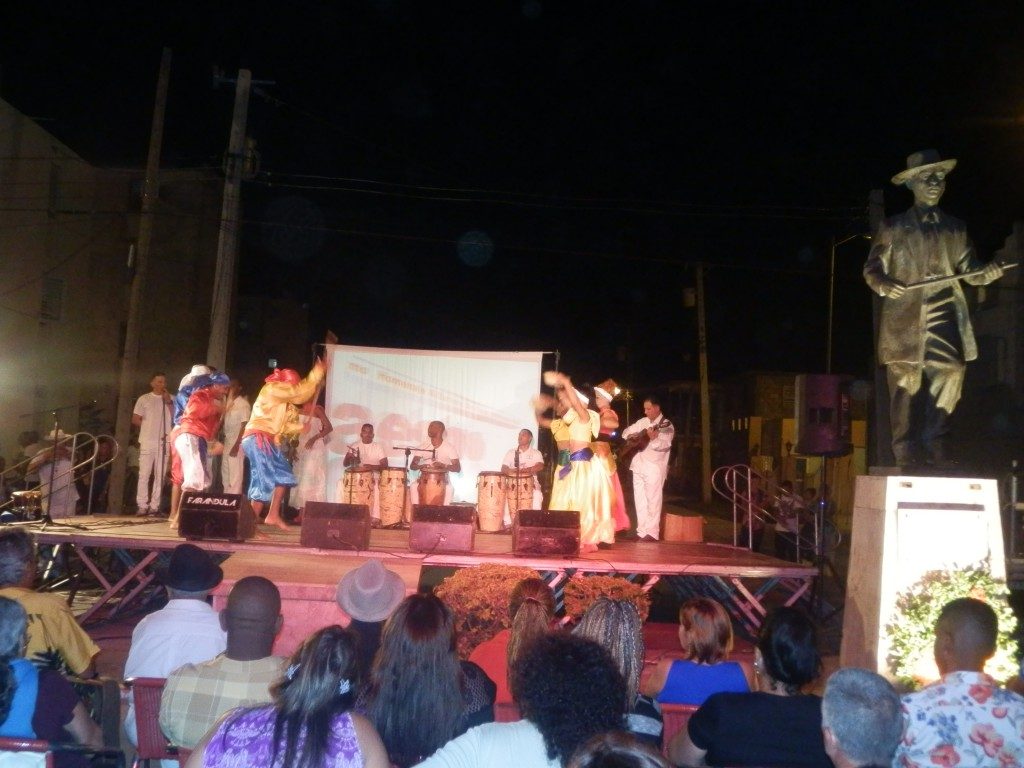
[534, 372, 614, 553]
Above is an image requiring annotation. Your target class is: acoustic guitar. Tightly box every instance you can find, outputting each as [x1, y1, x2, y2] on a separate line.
[617, 419, 672, 466]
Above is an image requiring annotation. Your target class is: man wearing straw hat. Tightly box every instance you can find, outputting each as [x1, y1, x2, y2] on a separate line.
[335, 559, 406, 691]
[27, 429, 77, 519]
[864, 150, 1005, 466]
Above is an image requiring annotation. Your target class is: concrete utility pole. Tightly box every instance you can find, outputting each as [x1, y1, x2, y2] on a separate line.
[109, 48, 171, 513]
[206, 69, 252, 371]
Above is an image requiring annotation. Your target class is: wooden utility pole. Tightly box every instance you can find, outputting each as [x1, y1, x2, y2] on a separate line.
[696, 262, 712, 503]
[109, 48, 171, 514]
[206, 69, 252, 371]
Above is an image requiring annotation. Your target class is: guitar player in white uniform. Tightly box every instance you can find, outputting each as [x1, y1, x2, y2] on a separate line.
[621, 396, 674, 541]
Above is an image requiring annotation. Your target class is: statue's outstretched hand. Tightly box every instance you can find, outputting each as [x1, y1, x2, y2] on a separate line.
[980, 261, 1005, 283]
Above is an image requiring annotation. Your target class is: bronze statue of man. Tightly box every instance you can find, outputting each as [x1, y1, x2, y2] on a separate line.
[864, 150, 1004, 466]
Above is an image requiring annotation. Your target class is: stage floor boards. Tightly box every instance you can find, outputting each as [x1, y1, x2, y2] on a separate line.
[32, 514, 815, 579]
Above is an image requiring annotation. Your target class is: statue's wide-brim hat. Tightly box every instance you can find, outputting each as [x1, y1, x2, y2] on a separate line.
[891, 149, 957, 185]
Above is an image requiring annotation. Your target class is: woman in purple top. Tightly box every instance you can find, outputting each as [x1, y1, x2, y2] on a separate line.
[186, 626, 389, 768]
[641, 598, 754, 705]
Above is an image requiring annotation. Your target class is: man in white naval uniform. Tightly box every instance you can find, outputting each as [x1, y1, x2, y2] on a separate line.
[621, 396, 673, 541]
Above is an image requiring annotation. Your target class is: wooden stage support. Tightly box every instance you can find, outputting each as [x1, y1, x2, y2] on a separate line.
[30, 515, 816, 645]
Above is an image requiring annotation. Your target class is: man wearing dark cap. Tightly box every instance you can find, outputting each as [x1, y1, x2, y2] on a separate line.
[864, 150, 1005, 466]
[123, 544, 227, 745]
[160, 576, 285, 748]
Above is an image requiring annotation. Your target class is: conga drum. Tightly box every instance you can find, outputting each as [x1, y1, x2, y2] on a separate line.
[341, 467, 374, 507]
[378, 467, 409, 527]
[417, 469, 448, 506]
[505, 475, 534, 518]
[476, 471, 506, 531]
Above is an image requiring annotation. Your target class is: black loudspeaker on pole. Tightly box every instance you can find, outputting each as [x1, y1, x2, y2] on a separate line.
[794, 374, 853, 457]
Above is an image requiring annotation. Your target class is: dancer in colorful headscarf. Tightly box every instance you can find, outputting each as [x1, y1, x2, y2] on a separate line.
[242, 360, 326, 531]
[168, 369, 230, 530]
[534, 371, 613, 553]
[593, 378, 630, 533]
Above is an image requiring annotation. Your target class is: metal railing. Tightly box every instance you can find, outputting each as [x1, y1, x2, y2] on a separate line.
[1, 432, 119, 518]
[710, 463, 840, 559]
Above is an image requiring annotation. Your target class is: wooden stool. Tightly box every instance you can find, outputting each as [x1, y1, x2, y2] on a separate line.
[663, 514, 703, 542]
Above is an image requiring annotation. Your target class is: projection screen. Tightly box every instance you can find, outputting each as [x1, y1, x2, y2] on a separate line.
[324, 345, 545, 504]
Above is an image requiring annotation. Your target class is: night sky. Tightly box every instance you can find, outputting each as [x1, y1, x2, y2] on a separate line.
[5, 2, 1024, 387]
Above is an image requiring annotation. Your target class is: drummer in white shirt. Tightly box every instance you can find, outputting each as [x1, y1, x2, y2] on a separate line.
[410, 420, 461, 505]
[500, 429, 544, 527]
[342, 423, 387, 522]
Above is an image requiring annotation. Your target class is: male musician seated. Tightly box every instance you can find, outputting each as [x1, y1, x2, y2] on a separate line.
[343, 423, 387, 524]
[344, 423, 387, 469]
[410, 421, 461, 504]
[500, 428, 544, 528]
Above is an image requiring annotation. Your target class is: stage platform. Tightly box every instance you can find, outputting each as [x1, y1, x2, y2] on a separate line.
[30, 514, 817, 647]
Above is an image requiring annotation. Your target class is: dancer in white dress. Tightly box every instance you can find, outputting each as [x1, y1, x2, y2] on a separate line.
[290, 404, 333, 512]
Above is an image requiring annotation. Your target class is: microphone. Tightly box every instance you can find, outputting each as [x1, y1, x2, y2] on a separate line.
[514, 450, 520, 469]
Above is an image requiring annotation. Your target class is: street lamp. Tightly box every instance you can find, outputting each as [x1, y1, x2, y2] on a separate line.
[826, 234, 871, 373]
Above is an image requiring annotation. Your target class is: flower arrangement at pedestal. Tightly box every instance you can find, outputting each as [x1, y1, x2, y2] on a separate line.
[435, 563, 540, 657]
[562, 574, 650, 624]
[886, 562, 1018, 688]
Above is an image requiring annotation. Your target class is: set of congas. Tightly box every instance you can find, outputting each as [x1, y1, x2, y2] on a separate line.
[475, 472, 534, 532]
[341, 466, 418, 527]
[338, 467, 534, 533]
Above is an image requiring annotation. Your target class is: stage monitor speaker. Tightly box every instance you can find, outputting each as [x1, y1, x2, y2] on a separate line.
[300, 502, 371, 550]
[513, 509, 580, 557]
[410, 505, 475, 554]
[794, 373, 852, 456]
[179, 492, 254, 542]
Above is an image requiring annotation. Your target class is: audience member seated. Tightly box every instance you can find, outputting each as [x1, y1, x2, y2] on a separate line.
[573, 598, 662, 746]
[362, 593, 496, 767]
[0, 597, 102, 768]
[0, 529, 99, 677]
[159, 575, 286, 749]
[641, 598, 752, 705]
[123, 543, 227, 745]
[334, 559, 406, 692]
[894, 597, 1024, 768]
[468, 577, 555, 707]
[820, 668, 902, 768]
[415, 633, 628, 768]
[567, 732, 671, 768]
[668, 606, 830, 768]
[184, 625, 389, 768]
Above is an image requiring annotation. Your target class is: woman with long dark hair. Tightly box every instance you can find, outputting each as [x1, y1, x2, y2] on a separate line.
[186, 625, 388, 768]
[362, 593, 495, 767]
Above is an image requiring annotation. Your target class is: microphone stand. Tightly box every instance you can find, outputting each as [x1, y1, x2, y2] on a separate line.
[392, 446, 436, 527]
[512, 449, 521, 523]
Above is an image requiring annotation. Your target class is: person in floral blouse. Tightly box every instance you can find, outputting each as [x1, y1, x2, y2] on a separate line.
[895, 598, 1024, 768]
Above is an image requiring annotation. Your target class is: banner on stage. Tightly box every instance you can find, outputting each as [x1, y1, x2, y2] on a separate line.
[324, 345, 544, 504]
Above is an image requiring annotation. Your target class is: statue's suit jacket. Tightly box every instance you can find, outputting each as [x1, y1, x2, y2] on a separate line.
[863, 205, 984, 365]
